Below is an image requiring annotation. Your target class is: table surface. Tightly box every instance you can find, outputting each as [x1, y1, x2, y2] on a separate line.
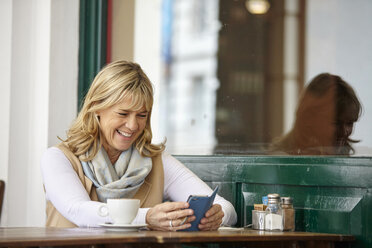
[0, 227, 355, 247]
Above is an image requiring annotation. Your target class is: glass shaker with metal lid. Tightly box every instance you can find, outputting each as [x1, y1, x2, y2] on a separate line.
[264, 193, 283, 231]
[281, 197, 295, 231]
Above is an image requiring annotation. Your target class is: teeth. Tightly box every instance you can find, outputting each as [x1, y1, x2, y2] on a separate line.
[117, 130, 132, 137]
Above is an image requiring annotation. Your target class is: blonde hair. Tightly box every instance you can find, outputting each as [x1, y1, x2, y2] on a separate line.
[64, 60, 165, 161]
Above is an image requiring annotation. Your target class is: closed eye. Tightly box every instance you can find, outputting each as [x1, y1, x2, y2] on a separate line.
[115, 111, 128, 116]
[115, 111, 147, 118]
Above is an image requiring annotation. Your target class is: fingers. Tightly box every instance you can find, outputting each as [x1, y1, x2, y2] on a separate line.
[199, 214, 223, 231]
[176, 215, 196, 226]
[205, 204, 222, 218]
[198, 204, 224, 231]
[146, 202, 195, 232]
[147, 202, 224, 232]
[200, 212, 223, 225]
[199, 220, 222, 231]
[158, 201, 189, 212]
[162, 211, 196, 231]
[165, 216, 196, 230]
[157, 216, 196, 232]
[168, 221, 192, 231]
[166, 208, 194, 221]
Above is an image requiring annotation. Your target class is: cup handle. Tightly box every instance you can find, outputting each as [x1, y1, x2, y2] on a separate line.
[98, 204, 109, 217]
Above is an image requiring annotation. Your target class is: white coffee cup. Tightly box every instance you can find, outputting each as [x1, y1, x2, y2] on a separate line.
[98, 199, 140, 224]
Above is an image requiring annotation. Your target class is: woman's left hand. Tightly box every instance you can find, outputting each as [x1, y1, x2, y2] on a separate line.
[198, 204, 224, 231]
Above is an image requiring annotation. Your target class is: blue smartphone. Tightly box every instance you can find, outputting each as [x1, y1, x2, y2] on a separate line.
[181, 186, 219, 231]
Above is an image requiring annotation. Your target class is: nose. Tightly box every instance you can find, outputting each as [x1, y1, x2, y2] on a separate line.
[125, 115, 139, 131]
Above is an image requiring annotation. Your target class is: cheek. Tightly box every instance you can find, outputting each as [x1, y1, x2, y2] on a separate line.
[137, 119, 148, 134]
[100, 123, 112, 140]
[100, 119, 120, 137]
[139, 120, 147, 132]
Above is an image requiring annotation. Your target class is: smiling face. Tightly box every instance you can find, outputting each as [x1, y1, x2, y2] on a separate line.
[97, 97, 149, 163]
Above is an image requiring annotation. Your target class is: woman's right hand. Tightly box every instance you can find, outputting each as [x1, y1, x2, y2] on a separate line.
[146, 202, 195, 231]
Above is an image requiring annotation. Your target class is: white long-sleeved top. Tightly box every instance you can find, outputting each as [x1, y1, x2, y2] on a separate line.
[41, 147, 237, 227]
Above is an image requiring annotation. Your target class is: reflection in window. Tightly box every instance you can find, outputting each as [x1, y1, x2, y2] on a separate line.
[156, 0, 372, 156]
[270, 73, 362, 155]
[192, 0, 207, 34]
[162, 0, 219, 154]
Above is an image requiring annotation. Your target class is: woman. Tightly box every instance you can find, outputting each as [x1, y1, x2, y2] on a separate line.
[270, 73, 362, 155]
[41, 61, 237, 231]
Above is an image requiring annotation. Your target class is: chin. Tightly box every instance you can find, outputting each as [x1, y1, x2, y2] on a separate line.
[117, 145, 133, 151]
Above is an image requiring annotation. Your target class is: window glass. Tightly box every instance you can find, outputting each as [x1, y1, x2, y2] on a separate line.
[134, 0, 372, 156]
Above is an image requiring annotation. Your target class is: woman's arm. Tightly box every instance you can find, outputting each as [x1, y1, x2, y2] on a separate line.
[41, 147, 148, 226]
[162, 153, 237, 226]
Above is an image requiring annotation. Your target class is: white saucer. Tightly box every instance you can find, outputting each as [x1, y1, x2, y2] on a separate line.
[99, 223, 147, 232]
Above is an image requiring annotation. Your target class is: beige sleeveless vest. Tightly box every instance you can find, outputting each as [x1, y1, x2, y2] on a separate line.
[45, 143, 164, 227]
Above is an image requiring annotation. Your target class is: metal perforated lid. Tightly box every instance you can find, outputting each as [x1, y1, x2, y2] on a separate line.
[281, 197, 293, 204]
[267, 193, 280, 199]
[267, 193, 280, 203]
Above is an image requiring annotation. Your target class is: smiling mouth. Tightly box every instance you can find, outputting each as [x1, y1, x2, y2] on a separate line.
[117, 129, 133, 138]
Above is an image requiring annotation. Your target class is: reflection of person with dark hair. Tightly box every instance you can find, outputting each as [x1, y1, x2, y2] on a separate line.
[270, 73, 362, 155]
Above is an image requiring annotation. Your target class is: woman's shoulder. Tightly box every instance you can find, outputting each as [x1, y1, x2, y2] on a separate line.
[41, 146, 70, 167]
[160, 152, 190, 172]
[43, 146, 65, 157]
[160, 152, 177, 164]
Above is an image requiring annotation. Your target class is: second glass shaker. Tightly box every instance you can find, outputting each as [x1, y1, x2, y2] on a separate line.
[264, 193, 283, 231]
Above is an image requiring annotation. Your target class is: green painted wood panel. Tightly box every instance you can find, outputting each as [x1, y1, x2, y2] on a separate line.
[176, 155, 372, 248]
